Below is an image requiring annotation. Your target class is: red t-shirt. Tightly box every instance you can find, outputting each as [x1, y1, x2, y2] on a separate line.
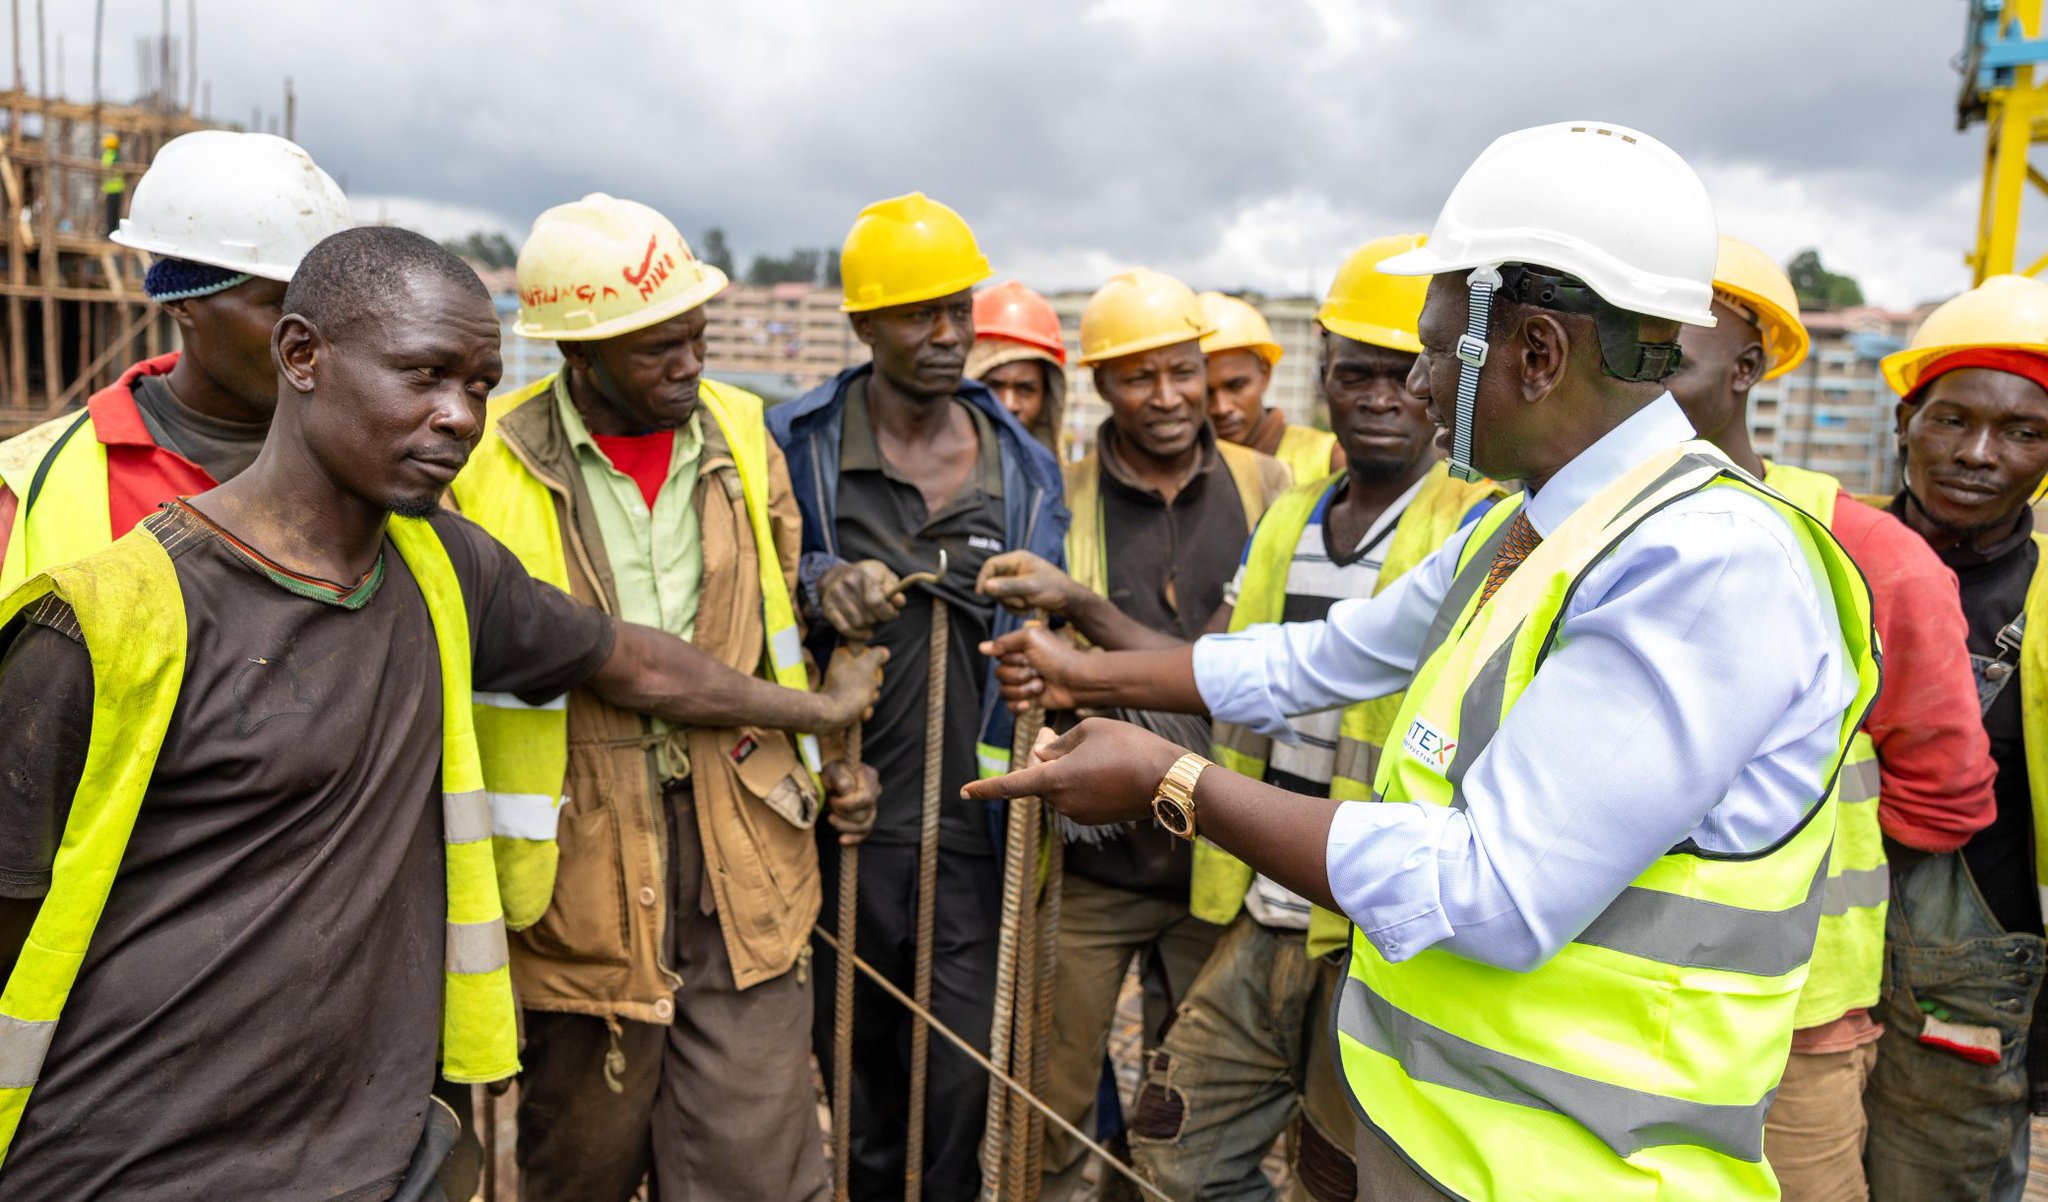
[589, 429, 675, 511]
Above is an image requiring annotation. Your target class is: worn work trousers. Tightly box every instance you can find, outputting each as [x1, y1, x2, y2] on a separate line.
[1041, 868, 1224, 1201]
[516, 783, 830, 1202]
[1128, 913, 1358, 1201]
[1864, 851, 2045, 1202]
[811, 837, 1002, 1202]
[1761, 1041, 1881, 1202]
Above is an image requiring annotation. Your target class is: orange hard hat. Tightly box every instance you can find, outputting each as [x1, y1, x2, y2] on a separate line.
[973, 280, 1067, 365]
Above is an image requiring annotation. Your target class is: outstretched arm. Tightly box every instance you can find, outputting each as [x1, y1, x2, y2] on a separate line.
[586, 620, 885, 734]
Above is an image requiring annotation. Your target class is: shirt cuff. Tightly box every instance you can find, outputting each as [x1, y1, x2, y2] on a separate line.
[1192, 630, 1297, 741]
[1325, 799, 1456, 963]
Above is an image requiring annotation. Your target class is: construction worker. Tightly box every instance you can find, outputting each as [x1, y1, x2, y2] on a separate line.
[449, 195, 879, 1202]
[1202, 291, 1344, 482]
[100, 133, 123, 236]
[981, 236, 1496, 1199]
[969, 279, 1069, 457]
[1665, 237, 1995, 1201]
[0, 228, 885, 1198]
[1860, 273, 2048, 1200]
[766, 193, 1068, 1200]
[972, 265, 1288, 1200]
[970, 121, 1880, 1201]
[0, 129, 352, 592]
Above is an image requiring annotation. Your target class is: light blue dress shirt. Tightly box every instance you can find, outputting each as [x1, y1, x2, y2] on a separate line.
[1190, 396, 1858, 973]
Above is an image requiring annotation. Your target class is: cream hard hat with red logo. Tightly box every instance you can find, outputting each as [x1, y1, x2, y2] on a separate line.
[514, 193, 729, 342]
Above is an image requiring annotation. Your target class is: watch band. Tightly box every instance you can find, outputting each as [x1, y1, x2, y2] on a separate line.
[1153, 752, 1210, 841]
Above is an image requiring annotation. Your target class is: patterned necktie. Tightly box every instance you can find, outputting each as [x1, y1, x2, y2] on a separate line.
[1478, 510, 1541, 609]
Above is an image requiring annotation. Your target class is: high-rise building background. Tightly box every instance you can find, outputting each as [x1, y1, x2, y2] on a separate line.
[486, 272, 1925, 496]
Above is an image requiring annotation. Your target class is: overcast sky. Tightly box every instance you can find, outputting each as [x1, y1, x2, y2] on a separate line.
[19, 1, 2002, 307]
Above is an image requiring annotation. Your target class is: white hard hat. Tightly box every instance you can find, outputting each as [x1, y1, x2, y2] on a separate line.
[1379, 121, 1717, 482]
[515, 194, 729, 342]
[1379, 121, 1718, 327]
[111, 130, 352, 281]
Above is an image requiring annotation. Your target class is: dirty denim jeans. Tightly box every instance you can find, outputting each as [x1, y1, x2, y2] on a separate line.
[1864, 851, 2045, 1202]
[1127, 913, 1358, 1202]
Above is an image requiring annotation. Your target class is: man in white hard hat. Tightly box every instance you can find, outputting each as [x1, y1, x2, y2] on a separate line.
[969, 121, 1878, 1200]
[451, 194, 881, 1202]
[0, 130, 354, 591]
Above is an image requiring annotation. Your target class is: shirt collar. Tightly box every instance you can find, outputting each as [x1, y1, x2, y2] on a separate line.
[1521, 392, 1695, 537]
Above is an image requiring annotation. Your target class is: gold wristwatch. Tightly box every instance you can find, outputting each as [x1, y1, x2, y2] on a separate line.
[1153, 752, 1210, 841]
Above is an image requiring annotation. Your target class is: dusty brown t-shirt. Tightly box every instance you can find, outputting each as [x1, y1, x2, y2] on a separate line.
[0, 502, 613, 1200]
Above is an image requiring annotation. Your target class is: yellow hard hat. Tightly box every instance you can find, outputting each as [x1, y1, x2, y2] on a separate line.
[1197, 292, 1282, 366]
[1078, 268, 1213, 367]
[1712, 236, 1808, 381]
[515, 193, 728, 342]
[102, 134, 119, 149]
[1316, 234, 1429, 355]
[1881, 274, 2048, 397]
[840, 193, 992, 313]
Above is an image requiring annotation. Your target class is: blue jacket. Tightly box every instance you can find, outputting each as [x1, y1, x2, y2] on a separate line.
[768, 363, 1070, 787]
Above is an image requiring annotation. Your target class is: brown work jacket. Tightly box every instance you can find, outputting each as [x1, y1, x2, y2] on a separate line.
[486, 388, 821, 1016]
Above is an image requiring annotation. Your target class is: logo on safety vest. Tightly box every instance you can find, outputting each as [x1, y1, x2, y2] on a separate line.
[1403, 716, 1457, 774]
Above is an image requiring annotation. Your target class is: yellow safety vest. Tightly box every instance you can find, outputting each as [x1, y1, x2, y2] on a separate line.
[451, 374, 816, 925]
[1201, 461, 1498, 958]
[1759, 462, 1886, 1028]
[0, 411, 114, 596]
[2018, 532, 2048, 928]
[1273, 423, 1339, 486]
[1337, 445, 1879, 1201]
[0, 518, 522, 1166]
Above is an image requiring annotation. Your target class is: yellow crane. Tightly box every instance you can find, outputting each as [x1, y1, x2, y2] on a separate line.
[1963, 0, 2048, 282]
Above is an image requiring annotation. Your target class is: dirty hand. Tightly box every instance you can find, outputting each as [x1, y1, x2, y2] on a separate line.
[977, 550, 1094, 618]
[821, 643, 888, 729]
[961, 717, 1180, 826]
[981, 625, 1084, 713]
[823, 758, 881, 845]
[818, 559, 905, 641]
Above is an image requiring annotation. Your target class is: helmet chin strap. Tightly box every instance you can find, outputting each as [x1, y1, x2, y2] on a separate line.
[1449, 265, 1502, 483]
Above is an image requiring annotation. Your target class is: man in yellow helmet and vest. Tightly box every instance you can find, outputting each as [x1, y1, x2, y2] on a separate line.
[449, 194, 881, 1202]
[0, 130, 354, 594]
[972, 122, 1880, 1201]
[1202, 291, 1344, 483]
[1859, 274, 2048, 1200]
[769, 193, 1070, 1200]
[971, 265, 1287, 1199]
[0, 228, 882, 1199]
[1663, 237, 1994, 1201]
[99, 134, 123, 236]
[985, 235, 1498, 1200]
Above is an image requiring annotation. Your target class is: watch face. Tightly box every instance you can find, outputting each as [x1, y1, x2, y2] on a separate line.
[1156, 797, 1192, 837]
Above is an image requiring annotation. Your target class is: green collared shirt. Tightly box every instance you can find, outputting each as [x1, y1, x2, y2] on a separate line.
[553, 375, 705, 776]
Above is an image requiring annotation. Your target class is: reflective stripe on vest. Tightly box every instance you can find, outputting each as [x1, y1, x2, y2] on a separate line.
[0, 410, 114, 595]
[1338, 445, 1880, 1200]
[0, 517, 521, 1166]
[1272, 423, 1339, 487]
[1762, 461, 1889, 1026]
[1195, 461, 1497, 960]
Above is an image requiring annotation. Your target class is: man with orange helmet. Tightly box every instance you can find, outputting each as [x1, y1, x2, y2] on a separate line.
[969, 279, 1069, 456]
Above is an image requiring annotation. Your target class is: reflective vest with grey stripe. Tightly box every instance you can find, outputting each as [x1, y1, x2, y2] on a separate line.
[0, 516, 522, 1167]
[1761, 461, 1888, 1029]
[1335, 443, 1880, 1201]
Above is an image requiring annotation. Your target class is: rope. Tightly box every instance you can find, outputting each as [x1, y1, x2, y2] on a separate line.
[978, 736, 1035, 1196]
[1003, 709, 1047, 1199]
[1026, 839, 1062, 1184]
[831, 719, 861, 1202]
[814, 924, 1175, 1202]
[904, 598, 948, 1202]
